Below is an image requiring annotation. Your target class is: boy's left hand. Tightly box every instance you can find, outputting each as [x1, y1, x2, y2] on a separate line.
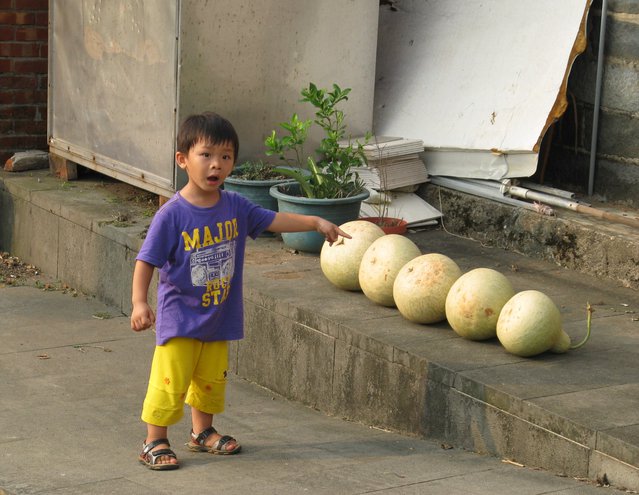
[316, 219, 351, 246]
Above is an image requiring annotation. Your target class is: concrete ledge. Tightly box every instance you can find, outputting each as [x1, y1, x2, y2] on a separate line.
[0, 170, 154, 311]
[232, 236, 639, 491]
[423, 184, 639, 290]
[1, 170, 638, 492]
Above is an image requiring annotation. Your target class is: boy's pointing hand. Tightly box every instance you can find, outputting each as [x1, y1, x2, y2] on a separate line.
[316, 219, 352, 246]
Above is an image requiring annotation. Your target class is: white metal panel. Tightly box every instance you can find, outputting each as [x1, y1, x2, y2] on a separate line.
[48, 0, 180, 194]
[374, 0, 590, 179]
[48, 1, 379, 195]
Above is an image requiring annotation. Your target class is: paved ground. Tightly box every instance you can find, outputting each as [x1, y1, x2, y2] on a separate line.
[0, 284, 628, 495]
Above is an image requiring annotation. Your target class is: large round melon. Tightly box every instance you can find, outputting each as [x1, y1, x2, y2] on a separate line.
[359, 234, 421, 307]
[393, 253, 462, 324]
[445, 268, 515, 340]
[320, 220, 385, 291]
[496, 290, 563, 357]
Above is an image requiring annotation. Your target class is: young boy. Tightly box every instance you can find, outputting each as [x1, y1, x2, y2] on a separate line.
[131, 112, 349, 470]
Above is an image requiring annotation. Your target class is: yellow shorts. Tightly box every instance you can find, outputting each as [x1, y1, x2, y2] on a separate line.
[141, 338, 228, 427]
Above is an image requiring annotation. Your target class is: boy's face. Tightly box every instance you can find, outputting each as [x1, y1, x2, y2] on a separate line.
[176, 139, 235, 197]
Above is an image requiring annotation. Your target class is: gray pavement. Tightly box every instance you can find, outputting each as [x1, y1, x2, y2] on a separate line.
[0, 284, 627, 495]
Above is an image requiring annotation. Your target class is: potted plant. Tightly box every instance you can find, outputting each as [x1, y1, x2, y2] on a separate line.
[265, 82, 371, 252]
[224, 160, 292, 211]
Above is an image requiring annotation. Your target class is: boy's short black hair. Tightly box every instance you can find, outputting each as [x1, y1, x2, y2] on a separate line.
[177, 112, 239, 161]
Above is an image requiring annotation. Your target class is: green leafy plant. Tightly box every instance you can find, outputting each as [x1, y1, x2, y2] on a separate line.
[265, 82, 369, 199]
[231, 160, 288, 181]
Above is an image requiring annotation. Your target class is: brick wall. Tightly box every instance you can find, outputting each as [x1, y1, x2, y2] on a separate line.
[0, 0, 48, 164]
[543, 0, 639, 205]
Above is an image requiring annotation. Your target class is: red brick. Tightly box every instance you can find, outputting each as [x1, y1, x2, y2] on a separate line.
[0, 74, 37, 89]
[0, 90, 16, 104]
[0, 88, 46, 104]
[0, 41, 40, 57]
[0, 135, 48, 150]
[15, 0, 48, 11]
[15, 27, 47, 41]
[0, 25, 14, 40]
[1, 0, 51, 165]
[36, 73, 47, 90]
[14, 118, 46, 134]
[35, 11, 48, 26]
[0, 120, 14, 133]
[13, 58, 46, 73]
[35, 102, 46, 118]
[11, 12, 35, 25]
[0, 12, 17, 24]
[0, 104, 37, 119]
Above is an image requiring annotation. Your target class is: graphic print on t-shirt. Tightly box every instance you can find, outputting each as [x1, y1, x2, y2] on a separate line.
[190, 241, 236, 287]
[190, 240, 236, 307]
[180, 219, 239, 308]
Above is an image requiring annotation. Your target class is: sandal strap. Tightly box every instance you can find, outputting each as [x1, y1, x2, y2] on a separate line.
[191, 426, 218, 445]
[214, 435, 235, 450]
[148, 448, 176, 460]
[144, 448, 177, 466]
[141, 438, 171, 455]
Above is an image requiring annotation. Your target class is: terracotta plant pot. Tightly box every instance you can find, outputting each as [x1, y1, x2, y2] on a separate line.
[360, 216, 408, 235]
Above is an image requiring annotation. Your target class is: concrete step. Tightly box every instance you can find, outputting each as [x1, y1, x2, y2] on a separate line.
[1, 169, 638, 492]
[239, 234, 639, 492]
[423, 184, 639, 291]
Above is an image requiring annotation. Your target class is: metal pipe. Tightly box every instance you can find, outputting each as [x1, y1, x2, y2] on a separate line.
[463, 178, 503, 189]
[501, 180, 639, 229]
[429, 176, 541, 211]
[432, 176, 639, 229]
[518, 180, 576, 200]
[588, 0, 608, 196]
[464, 178, 578, 202]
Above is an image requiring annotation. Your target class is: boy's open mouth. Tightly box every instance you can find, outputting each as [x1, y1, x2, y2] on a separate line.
[207, 174, 220, 183]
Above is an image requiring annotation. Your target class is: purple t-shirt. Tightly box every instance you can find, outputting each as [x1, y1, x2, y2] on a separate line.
[136, 190, 276, 345]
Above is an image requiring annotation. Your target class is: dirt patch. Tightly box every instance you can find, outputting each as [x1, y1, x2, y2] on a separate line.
[0, 252, 40, 286]
[0, 252, 78, 294]
[96, 180, 159, 212]
[92, 176, 160, 227]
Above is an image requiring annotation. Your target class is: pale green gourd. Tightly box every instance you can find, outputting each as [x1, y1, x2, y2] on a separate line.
[497, 290, 592, 357]
[359, 234, 421, 307]
[445, 268, 515, 340]
[393, 253, 462, 324]
[320, 220, 385, 291]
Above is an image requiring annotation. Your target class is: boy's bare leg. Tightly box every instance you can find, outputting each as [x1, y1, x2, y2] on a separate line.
[191, 408, 239, 451]
[145, 424, 179, 465]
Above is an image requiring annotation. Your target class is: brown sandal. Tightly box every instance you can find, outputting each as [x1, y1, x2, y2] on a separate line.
[186, 426, 242, 455]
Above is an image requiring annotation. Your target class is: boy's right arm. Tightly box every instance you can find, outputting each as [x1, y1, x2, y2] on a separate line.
[267, 212, 351, 245]
[130, 260, 156, 332]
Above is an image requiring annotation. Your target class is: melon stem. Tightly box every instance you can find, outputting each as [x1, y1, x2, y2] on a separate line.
[570, 302, 593, 350]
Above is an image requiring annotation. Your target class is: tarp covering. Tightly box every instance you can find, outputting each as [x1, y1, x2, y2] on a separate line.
[374, 0, 591, 179]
